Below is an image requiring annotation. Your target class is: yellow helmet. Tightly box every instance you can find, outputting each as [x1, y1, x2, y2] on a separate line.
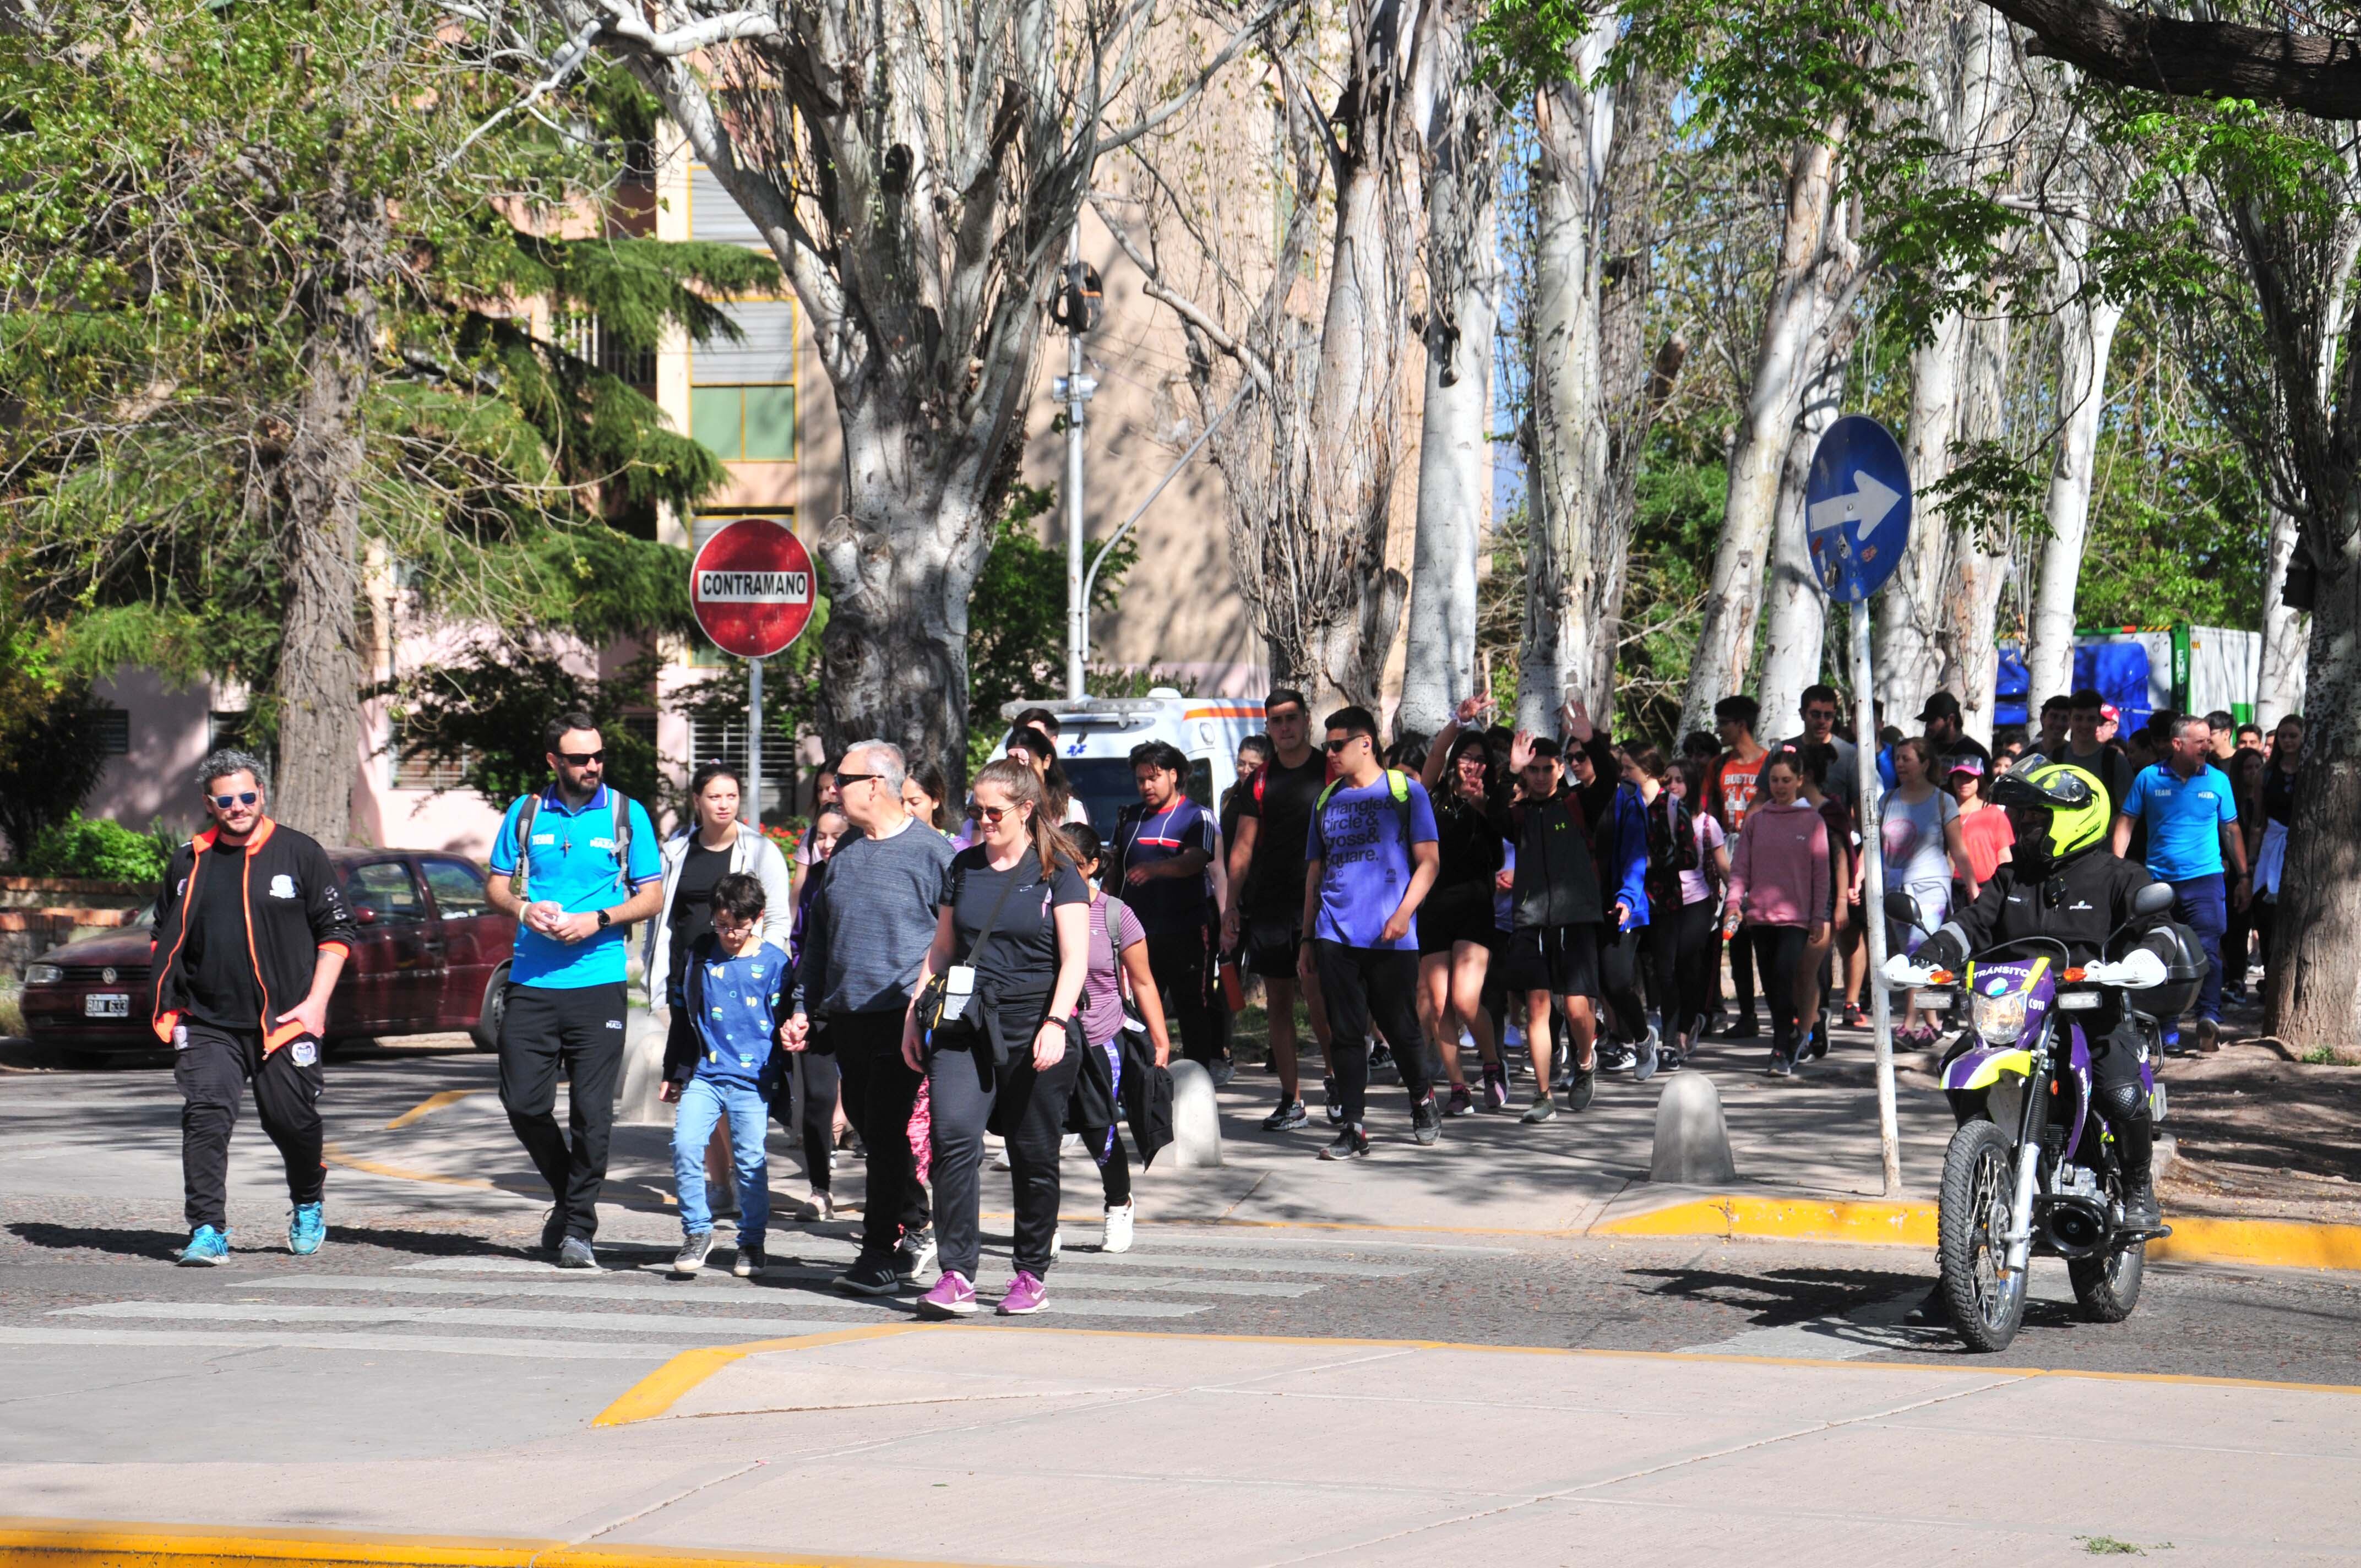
[1992, 761, 2110, 869]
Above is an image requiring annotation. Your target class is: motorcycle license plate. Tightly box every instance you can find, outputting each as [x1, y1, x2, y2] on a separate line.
[84, 993, 129, 1018]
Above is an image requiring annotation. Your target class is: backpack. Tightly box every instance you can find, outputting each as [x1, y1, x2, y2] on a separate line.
[1098, 892, 1146, 1036]
[1315, 768, 1415, 843]
[510, 789, 634, 899]
[1646, 790, 1699, 878]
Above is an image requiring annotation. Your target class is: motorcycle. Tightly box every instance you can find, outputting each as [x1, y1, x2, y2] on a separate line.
[1884, 882, 2181, 1352]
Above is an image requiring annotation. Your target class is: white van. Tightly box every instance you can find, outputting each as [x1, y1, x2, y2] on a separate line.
[998, 690, 1267, 841]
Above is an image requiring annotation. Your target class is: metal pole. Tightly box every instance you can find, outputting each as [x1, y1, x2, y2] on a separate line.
[1063, 228, 1088, 700]
[1854, 601, 1901, 1195]
[747, 655, 764, 831]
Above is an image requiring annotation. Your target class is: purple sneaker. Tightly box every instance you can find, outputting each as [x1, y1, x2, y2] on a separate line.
[997, 1269, 1049, 1315]
[916, 1270, 977, 1319]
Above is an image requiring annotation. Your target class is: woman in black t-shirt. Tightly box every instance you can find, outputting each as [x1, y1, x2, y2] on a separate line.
[902, 756, 1089, 1319]
[1416, 704, 1509, 1113]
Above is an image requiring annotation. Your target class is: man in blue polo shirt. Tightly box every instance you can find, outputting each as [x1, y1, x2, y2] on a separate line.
[485, 711, 663, 1265]
[2112, 712, 2250, 1054]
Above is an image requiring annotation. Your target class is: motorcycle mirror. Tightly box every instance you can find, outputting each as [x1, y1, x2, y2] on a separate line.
[2132, 881, 2175, 918]
[1883, 890, 1923, 930]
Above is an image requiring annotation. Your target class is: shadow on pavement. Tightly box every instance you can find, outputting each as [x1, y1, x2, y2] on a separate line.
[1630, 1262, 1925, 1329]
[7, 1222, 189, 1261]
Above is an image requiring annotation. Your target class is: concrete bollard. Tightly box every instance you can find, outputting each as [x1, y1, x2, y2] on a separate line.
[1650, 1071, 1738, 1185]
[614, 1004, 670, 1126]
[1168, 1058, 1224, 1168]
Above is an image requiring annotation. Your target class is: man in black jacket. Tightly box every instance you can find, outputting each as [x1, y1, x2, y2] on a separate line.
[151, 749, 355, 1266]
[1490, 699, 1620, 1123]
[1891, 761, 2179, 1232]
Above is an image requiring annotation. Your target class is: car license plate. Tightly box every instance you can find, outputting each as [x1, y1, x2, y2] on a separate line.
[84, 993, 129, 1018]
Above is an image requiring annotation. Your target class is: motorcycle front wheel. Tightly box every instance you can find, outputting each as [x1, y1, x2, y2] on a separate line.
[2069, 1239, 2146, 1322]
[1939, 1118, 2028, 1352]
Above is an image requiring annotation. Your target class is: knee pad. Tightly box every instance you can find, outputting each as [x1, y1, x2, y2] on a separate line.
[2093, 1079, 2149, 1130]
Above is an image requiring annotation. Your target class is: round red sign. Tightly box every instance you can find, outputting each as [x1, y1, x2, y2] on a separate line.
[690, 518, 815, 659]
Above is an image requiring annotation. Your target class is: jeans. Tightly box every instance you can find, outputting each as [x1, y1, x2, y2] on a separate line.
[499, 981, 627, 1242]
[671, 1076, 771, 1242]
[176, 1023, 323, 1232]
[1312, 940, 1432, 1124]
[2171, 873, 2229, 1025]
[928, 1031, 1082, 1281]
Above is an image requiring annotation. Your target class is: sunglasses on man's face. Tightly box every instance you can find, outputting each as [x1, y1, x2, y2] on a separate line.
[557, 750, 605, 766]
[835, 771, 883, 788]
[1324, 738, 1361, 754]
[210, 791, 259, 810]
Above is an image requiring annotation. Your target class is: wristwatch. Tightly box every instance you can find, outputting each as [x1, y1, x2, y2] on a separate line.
[595, 909, 612, 929]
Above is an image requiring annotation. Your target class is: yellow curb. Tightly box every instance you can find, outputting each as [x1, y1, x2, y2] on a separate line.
[384, 1090, 478, 1130]
[591, 1324, 922, 1427]
[0, 1517, 986, 1568]
[1592, 1193, 2361, 1272]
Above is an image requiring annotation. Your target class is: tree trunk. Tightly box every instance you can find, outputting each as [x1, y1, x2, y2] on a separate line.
[271, 186, 387, 845]
[1946, 312, 2016, 749]
[1401, 0, 1498, 740]
[2258, 500, 2309, 726]
[1680, 132, 1844, 734]
[1758, 368, 1843, 732]
[1879, 314, 1961, 718]
[2027, 215, 2124, 713]
[2264, 551, 2361, 1047]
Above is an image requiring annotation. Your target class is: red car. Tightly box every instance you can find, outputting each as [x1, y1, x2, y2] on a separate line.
[18, 849, 518, 1064]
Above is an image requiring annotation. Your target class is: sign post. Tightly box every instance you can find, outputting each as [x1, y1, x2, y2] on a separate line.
[1804, 415, 1912, 1196]
[690, 518, 817, 827]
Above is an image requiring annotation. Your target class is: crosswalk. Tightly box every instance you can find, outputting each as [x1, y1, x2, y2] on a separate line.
[9, 1227, 1516, 1363]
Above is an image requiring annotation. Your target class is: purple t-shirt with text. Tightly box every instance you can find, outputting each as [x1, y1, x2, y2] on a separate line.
[1305, 773, 1439, 950]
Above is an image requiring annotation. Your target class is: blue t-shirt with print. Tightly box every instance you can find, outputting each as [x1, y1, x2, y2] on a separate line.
[1304, 771, 1439, 950]
[686, 936, 787, 1091]
[489, 785, 663, 989]
[2121, 763, 2237, 882]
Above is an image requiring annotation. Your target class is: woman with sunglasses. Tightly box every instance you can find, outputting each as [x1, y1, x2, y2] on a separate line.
[905, 757, 1091, 1316]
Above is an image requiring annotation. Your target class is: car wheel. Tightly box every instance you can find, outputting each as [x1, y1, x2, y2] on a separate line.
[470, 966, 510, 1053]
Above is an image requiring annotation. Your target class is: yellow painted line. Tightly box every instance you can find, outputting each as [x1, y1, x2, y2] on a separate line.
[384, 1090, 478, 1130]
[591, 1324, 921, 1427]
[592, 1320, 2361, 1430]
[1591, 1193, 2361, 1272]
[319, 1141, 493, 1190]
[0, 1516, 985, 1568]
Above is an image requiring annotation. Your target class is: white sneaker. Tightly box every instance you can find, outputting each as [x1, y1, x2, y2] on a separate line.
[803, 1190, 835, 1221]
[1051, 1226, 1063, 1257]
[991, 1144, 1012, 1172]
[1102, 1200, 1135, 1254]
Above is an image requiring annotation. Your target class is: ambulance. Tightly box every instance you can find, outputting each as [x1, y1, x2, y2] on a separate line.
[997, 690, 1267, 840]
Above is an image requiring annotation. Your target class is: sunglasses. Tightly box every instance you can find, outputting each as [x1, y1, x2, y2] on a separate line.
[977, 803, 1018, 825]
[557, 750, 605, 766]
[209, 791, 259, 809]
[1324, 738, 1361, 754]
[835, 771, 884, 788]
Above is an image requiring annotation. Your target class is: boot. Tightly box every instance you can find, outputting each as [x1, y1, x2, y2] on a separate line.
[2120, 1175, 2163, 1234]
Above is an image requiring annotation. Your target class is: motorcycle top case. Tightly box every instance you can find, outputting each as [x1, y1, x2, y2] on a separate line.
[2141, 922, 2208, 1021]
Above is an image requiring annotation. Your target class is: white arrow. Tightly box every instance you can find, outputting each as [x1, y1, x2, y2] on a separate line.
[1807, 469, 1903, 537]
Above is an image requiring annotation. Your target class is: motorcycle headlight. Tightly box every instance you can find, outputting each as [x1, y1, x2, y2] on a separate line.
[1970, 989, 2027, 1045]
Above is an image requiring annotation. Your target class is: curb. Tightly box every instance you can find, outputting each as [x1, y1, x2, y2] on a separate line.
[1592, 1193, 2361, 1271]
[0, 1518, 978, 1568]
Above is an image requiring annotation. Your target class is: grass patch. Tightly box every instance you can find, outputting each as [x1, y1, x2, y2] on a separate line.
[0, 984, 21, 1039]
[2080, 1538, 2170, 1556]
[2301, 1043, 2358, 1066]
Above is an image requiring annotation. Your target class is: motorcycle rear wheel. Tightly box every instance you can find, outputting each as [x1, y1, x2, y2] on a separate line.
[1939, 1118, 2028, 1352]
[2069, 1239, 2145, 1322]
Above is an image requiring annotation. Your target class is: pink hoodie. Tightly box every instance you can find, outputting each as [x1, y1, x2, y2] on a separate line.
[1726, 798, 1831, 928]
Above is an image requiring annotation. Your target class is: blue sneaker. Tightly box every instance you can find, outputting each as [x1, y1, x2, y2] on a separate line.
[289, 1202, 327, 1256]
[178, 1226, 231, 1266]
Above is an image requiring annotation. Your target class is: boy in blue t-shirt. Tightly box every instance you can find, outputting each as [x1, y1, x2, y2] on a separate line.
[1302, 706, 1443, 1159]
[661, 872, 786, 1275]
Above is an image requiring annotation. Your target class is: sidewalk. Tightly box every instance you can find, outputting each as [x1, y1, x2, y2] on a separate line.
[6, 1317, 2351, 1567]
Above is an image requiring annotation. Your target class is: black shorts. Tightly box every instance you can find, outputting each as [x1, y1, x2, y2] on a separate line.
[1242, 914, 1304, 980]
[1417, 887, 1505, 957]
[1500, 923, 1601, 998]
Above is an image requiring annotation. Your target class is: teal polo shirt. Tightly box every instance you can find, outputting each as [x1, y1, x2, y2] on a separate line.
[489, 785, 662, 989]
[2120, 763, 2236, 883]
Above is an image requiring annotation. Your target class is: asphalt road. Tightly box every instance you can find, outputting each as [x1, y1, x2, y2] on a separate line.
[3, 1041, 2358, 1469]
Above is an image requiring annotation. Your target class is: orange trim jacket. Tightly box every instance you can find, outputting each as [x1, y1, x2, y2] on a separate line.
[149, 818, 357, 1049]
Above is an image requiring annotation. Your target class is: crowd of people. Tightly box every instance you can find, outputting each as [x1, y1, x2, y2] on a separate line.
[149, 681, 2308, 1303]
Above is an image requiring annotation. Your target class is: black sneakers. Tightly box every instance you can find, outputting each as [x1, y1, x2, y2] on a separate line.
[1564, 1065, 1596, 1113]
[836, 1258, 904, 1296]
[1411, 1092, 1443, 1146]
[1263, 1097, 1310, 1131]
[1318, 1123, 1370, 1160]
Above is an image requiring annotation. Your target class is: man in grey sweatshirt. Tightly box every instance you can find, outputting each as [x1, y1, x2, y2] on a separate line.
[785, 741, 954, 1296]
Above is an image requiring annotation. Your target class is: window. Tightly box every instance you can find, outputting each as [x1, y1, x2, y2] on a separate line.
[91, 709, 129, 755]
[691, 300, 796, 461]
[420, 858, 489, 918]
[389, 719, 474, 791]
[345, 860, 426, 925]
[688, 707, 797, 817]
[689, 166, 766, 243]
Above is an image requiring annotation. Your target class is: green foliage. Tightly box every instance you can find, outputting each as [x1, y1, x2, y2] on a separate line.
[1620, 440, 1732, 748]
[965, 483, 1138, 758]
[0, 622, 112, 861]
[1927, 439, 2048, 556]
[26, 813, 175, 885]
[382, 647, 667, 810]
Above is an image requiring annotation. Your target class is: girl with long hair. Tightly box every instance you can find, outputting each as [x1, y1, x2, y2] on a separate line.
[1417, 700, 1509, 1112]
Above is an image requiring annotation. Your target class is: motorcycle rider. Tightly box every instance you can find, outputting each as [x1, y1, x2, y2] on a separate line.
[1885, 761, 2179, 1243]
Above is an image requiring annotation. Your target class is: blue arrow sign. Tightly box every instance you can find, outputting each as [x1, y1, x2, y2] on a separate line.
[1805, 414, 1912, 604]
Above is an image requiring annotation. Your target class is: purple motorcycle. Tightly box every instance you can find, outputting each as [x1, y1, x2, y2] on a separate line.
[1890, 882, 2179, 1352]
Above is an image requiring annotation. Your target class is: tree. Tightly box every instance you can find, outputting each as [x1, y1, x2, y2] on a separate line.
[385, 646, 670, 810]
[0, 1, 765, 840]
[0, 623, 110, 864]
[965, 483, 1136, 770]
[525, 0, 1271, 780]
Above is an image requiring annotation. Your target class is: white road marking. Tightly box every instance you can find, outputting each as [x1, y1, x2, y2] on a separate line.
[0, 1326, 675, 1360]
[257, 1272, 1317, 1301]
